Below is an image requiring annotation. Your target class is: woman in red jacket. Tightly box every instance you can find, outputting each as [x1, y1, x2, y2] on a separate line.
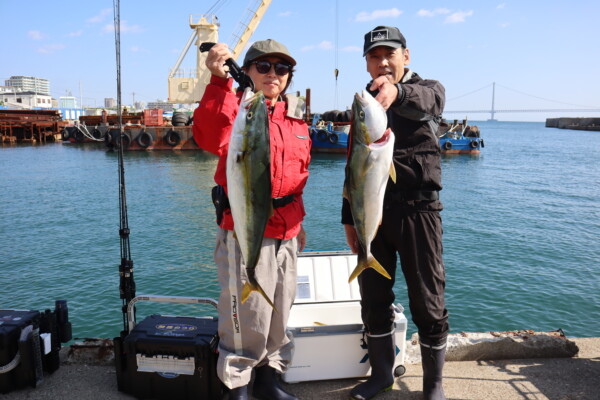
[193, 39, 310, 400]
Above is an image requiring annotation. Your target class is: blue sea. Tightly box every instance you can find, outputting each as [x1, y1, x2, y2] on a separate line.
[1, 121, 599, 340]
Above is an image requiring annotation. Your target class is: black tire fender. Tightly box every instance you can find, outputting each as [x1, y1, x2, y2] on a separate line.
[121, 133, 132, 149]
[328, 132, 339, 144]
[164, 129, 181, 146]
[137, 130, 153, 148]
[316, 129, 329, 142]
[75, 129, 85, 142]
[443, 140, 452, 150]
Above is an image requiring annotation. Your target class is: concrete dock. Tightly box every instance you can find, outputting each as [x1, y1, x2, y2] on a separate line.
[2, 337, 598, 400]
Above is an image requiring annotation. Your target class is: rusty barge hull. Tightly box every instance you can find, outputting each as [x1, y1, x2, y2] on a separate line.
[64, 124, 198, 150]
[1, 109, 68, 144]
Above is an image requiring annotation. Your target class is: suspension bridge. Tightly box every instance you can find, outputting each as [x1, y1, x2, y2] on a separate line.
[444, 82, 600, 120]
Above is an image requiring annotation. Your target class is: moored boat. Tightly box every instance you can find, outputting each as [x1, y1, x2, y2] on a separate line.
[438, 119, 484, 154]
[308, 110, 349, 153]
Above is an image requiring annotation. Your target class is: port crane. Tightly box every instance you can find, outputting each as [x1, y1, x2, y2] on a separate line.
[168, 0, 272, 103]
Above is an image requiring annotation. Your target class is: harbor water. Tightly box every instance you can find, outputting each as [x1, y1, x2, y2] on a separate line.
[1, 121, 599, 340]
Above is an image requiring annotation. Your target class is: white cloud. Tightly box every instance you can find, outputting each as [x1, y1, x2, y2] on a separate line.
[67, 30, 83, 37]
[301, 41, 334, 51]
[87, 9, 112, 24]
[498, 22, 510, 28]
[130, 46, 149, 53]
[355, 8, 402, 22]
[417, 8, 450, 17]
[444, 10, 474, 24]
[278, 11, 292, 17]
[497, 3, 506, 9]
[28, 30, 45, 40]
[102, 20, 144, 34]
[37, 44, 66, 54]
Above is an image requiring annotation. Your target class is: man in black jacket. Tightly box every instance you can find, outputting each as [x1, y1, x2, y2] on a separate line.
[342, 26, 448, 400]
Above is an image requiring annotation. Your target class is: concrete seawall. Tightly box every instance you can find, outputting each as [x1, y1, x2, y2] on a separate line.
[2, 333, 599, 400]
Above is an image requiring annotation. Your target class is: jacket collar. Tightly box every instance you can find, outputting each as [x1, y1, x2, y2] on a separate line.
[265, 94, 306, 121]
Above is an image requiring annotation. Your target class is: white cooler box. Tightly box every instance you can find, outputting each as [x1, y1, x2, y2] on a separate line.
[283, 251, 407, 383]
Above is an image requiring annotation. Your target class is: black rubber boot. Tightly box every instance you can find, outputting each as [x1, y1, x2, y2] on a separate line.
[252, 365, 298, 400]
[350, 334, 395, 400]
[420, 343, 447, 400]
[227, 385, 248, 400]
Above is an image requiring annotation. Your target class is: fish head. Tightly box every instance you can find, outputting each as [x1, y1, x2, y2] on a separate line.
[234, 88, 268, 134]
[240, 88, 265, 114]
[352, 90, 388, 144]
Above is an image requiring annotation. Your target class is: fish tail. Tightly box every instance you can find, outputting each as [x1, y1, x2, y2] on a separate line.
[241, 280, 278, 312]
[348, 254, 391, 282]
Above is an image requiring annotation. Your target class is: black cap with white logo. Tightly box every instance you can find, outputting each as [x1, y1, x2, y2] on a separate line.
[363, 26, 407, 56]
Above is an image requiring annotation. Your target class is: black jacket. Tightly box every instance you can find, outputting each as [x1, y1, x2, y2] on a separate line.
[342, 70, 445, 224]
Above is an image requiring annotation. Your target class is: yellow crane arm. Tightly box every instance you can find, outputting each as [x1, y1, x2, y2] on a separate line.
[228, 0, 272, 61]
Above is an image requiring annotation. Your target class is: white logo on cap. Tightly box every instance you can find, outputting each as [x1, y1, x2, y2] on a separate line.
[371, 29, 389, 42]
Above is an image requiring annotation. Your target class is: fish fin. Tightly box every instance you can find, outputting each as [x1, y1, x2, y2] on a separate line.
[369, 256, 392, 279]
[348, 255, 391, 282]
[389, 163, 397, 183]
[241, 281, 278, 312]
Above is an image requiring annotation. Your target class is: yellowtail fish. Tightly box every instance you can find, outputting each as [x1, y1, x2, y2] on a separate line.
[344, 90, 396, 282]
[226, 88, 276, 310]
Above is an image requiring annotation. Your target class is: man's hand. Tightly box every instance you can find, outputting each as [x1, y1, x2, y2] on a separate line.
[205, 42, 232, 79]
[344, 224, 359, 254]
[297, 225, 307, 253]
[369, 76, 399, 110]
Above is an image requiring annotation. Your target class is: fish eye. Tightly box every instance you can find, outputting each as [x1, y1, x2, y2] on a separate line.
[359, 111, 365, 120]
[246, 111, 253, 120]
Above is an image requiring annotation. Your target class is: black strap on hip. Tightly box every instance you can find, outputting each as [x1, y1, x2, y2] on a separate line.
[211, 185, 296, 225]
[388, 190, 439, 202]
[272, 194, 295, 208]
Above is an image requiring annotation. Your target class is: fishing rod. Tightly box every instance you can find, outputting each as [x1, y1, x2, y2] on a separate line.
[113, 0, 135, 334]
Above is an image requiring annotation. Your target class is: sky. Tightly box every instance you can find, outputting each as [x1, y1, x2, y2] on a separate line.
[1, 0, 600, 121]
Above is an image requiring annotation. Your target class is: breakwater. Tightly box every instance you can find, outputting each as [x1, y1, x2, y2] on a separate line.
[546, 117, 600, 131]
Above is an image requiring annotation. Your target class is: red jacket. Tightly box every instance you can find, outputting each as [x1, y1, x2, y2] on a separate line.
[193, 75, 311, 240]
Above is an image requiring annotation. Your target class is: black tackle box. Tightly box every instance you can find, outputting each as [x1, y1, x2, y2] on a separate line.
[0, 310, 43, 393]
[114, 296, 224, 399]
[0, 301, 72, 394]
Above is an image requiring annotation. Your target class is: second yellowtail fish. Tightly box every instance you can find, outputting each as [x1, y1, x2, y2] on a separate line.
[344, 90, 396, 282]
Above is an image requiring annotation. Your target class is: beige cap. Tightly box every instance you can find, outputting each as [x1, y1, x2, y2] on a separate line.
[243, 39, 296, 66]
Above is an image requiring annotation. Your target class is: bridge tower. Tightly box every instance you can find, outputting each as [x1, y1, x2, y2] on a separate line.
[489, 82, 497, 121]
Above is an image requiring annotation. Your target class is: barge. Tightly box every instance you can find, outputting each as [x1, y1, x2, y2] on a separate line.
[62, 109, 199, 150]
[0, 109, 68, 144]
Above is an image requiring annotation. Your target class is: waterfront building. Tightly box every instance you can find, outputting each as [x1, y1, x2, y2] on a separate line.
[147, 101, 174, 111]
[5, 76, 50, 96]
[1, 91, 53, 109]
[59, 96, 78, 109]
[105, 98, 116, 108]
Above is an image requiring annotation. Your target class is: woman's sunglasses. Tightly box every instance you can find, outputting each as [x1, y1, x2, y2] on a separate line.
[250, 60, 292, 76]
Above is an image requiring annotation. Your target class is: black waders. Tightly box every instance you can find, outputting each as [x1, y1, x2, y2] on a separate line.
[253, 365, 298, 400]
[350, 334, 395, 400]
[227, 385, 248, 400]
[420, 342, 447, 400]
